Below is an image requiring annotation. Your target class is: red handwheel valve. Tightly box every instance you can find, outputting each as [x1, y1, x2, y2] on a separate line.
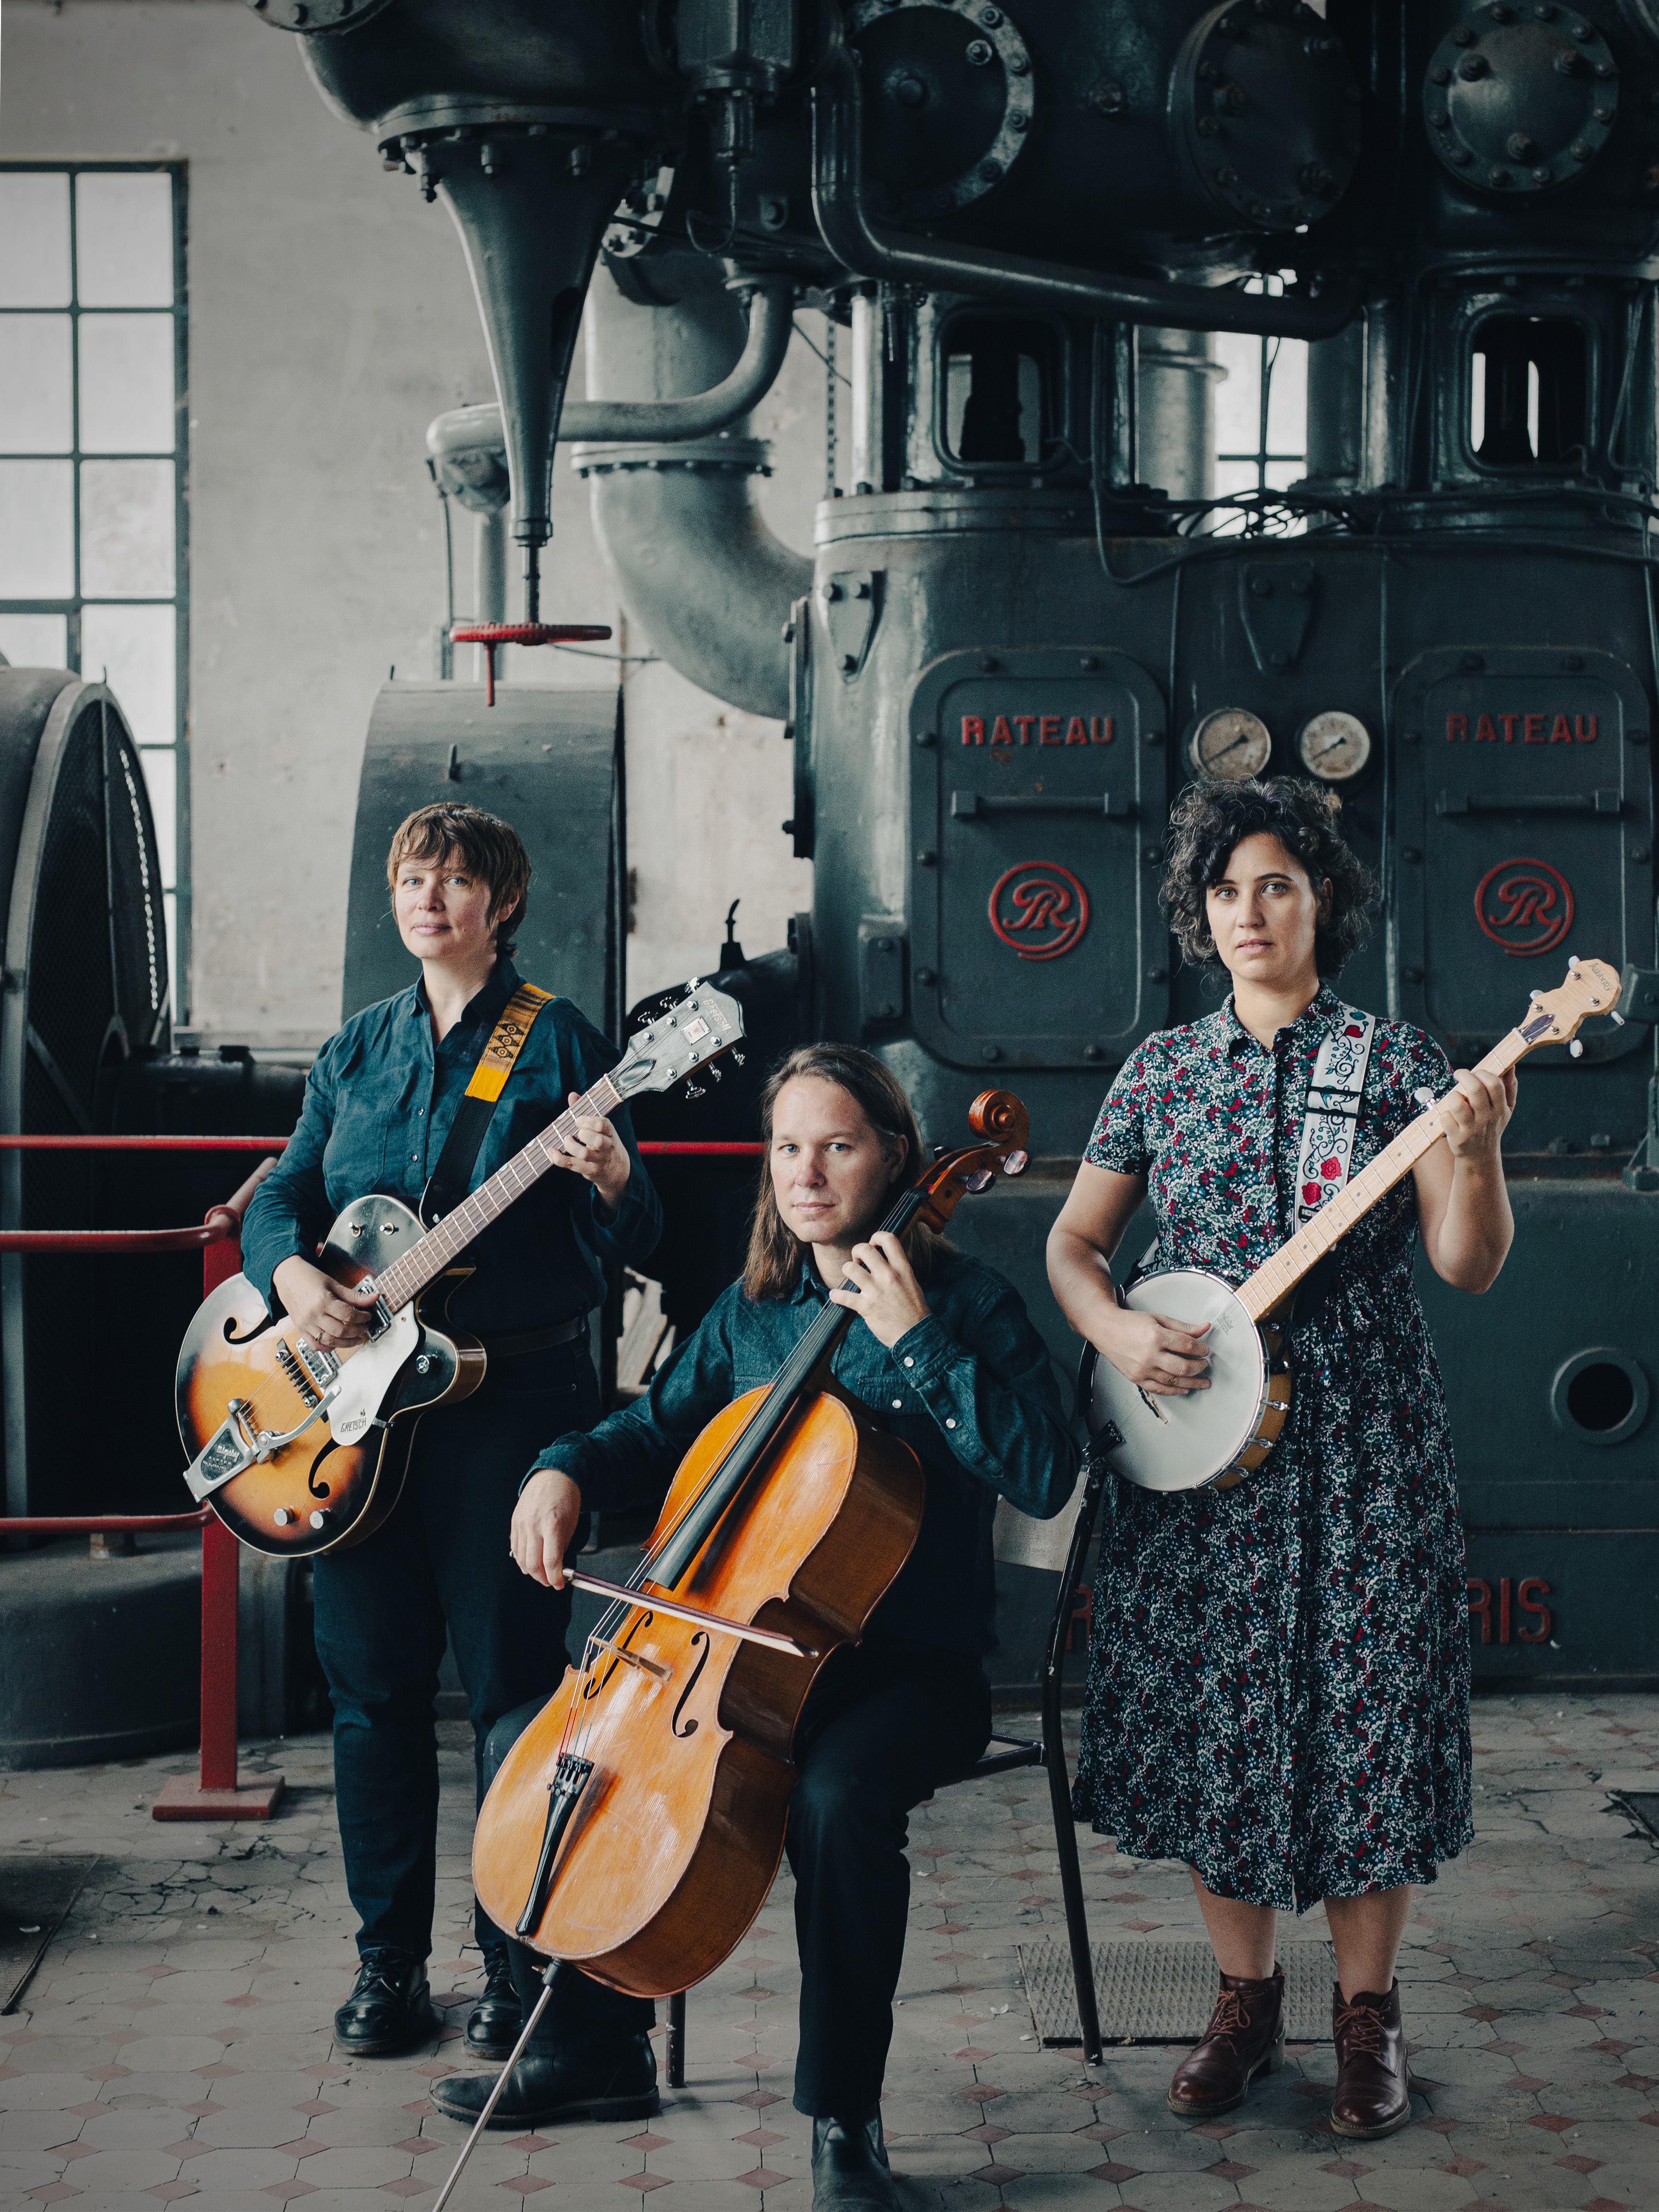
[451, 624, 614, 706]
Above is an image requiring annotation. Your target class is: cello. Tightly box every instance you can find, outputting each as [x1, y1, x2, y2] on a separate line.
[469, 1089, 1032, 2007]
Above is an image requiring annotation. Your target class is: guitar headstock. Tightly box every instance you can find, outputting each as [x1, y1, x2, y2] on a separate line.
[911, 1089, 1032, 1232]
[612, 982, 746, 1097]
[1515, 956, 1623, 1056]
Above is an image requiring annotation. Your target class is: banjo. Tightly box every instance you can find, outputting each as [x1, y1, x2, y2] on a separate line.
[1081, 958, 1622, 1494]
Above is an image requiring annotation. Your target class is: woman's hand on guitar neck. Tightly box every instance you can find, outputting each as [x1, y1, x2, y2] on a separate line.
[272, 1257, 380, 1350]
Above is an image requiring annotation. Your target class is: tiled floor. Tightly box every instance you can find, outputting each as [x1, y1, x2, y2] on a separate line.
[1, 1694, 1656, 2210]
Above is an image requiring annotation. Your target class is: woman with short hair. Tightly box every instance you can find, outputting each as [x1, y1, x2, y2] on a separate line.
[241, 802, 661, 2068]
[1048, 776, 1514, 2139]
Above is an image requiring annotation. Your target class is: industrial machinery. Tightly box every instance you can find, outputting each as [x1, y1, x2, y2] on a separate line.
[245, 0, 1659, 1687]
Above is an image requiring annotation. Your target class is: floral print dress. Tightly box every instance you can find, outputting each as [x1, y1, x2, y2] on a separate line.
[1072, 985, 1473, 1912]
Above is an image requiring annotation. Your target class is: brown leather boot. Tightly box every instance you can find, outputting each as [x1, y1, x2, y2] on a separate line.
[1330, 1981, 1411, 2139]
[1167, 1967, 1285, 2117]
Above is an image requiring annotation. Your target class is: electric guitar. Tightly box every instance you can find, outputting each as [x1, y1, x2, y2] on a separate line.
[1081, 958, 1621, 1494]
[177, 983, 745, 1556]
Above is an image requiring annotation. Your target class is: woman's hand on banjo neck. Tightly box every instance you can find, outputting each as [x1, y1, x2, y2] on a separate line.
[1047, 1163, 1211, 1398]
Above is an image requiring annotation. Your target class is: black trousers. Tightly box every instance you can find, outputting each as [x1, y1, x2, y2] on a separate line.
[489, 1640, 990, 2112]
[311, 1334, 595, 1966]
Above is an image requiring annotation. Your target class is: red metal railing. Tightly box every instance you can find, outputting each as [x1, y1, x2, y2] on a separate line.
[0, 1133, 763, 1818]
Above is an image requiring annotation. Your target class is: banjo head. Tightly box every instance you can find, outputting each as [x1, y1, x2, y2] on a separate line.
[1084, 1269, 1273, 1494]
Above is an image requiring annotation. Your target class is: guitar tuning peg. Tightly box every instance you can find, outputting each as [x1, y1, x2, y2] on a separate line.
[1569, 1039, 1584, 1058]
[732, 1051, 745, 1066]
[685, 1083, 705, 1098]
[710, 1065, 722, 1081]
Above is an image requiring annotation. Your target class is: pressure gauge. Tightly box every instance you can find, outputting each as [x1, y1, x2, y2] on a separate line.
[1297, 709, 1372, 783]
[1188, 708, 1272, 782]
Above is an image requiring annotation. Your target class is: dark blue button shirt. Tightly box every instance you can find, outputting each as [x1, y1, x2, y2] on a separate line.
[241, 959, 661, 1335]
[531, 1247, 1078, 1658]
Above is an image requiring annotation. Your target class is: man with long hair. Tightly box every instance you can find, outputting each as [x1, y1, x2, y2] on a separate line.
[436, 1045, 1077, 2212]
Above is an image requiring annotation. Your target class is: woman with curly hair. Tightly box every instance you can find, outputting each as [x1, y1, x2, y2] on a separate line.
[1047, 775, 1515, 2139]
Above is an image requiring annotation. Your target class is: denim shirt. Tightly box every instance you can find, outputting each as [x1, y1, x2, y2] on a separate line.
[241, 959, 661, 1336]
[531, 1247, 1078, 1658]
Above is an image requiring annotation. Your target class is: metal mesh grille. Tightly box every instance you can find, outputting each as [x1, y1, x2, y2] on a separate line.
[1019, 1938, 1336, 2045]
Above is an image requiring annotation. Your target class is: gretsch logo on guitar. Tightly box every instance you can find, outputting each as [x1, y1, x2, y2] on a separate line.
[174, 984, 746, 1558]
[1081, 957, 1623, 1496]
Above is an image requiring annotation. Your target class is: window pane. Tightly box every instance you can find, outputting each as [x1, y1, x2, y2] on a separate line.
[0, 460, 75, 596]
[77, 315, 175, 454]
[138, 747, 176, 888]
[1213, 332, 1262, 454]
[0, 174, 72, 307]
[81, 603, 175, 745]
[75, 172, 174, 308]
[0, 613, 68, 667]
[1265, 338, 1308, 456]
[80, 459, 174, 596]
[0, 317, 73, 453]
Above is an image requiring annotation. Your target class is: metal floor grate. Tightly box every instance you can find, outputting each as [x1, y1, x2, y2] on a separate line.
[1019, 1938, 1337, 2045]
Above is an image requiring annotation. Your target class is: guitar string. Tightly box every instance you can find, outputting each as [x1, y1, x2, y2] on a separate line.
[224, 1078, 630, 1444]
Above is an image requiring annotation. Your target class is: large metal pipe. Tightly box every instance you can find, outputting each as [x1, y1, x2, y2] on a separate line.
[1136, 328, 1223, 504]
[427, 281, 795, 466]
[569, 266, 811, 721]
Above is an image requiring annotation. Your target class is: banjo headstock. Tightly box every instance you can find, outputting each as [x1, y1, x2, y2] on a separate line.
[910, 1090, 1031, 1233]
[1515, 956, 1622, 1056]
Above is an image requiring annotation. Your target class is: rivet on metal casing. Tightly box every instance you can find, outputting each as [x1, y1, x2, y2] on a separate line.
[981, 1045, 1001, 1062]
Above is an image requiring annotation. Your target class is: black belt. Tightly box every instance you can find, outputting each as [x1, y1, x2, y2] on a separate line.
[478, 1314, 588, 1357]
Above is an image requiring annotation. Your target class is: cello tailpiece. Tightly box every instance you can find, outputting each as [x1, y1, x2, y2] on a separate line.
[515, 1752, 595, 1939]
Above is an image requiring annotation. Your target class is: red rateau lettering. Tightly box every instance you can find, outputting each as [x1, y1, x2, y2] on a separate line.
[1476, 713, 1499, 743]
[1013, 715, 1037, 746]
[1092, 715, 1114, 744]
[1039, 715, 1062, 746]
[1065, 717, 1089, 746]
[1524, 714, 1546, 744]
[1577, 715, 1598, 743]
[990, 716, 1014, 746]
[961, 716, 985, 746]
[1467, 1578, 1491, 1644]
[1517, 1576, 1552, 1644]
[1549, 715, 1572, 744]
[1447, 713, 1468, 742]
[1501, 712, 1522, 744]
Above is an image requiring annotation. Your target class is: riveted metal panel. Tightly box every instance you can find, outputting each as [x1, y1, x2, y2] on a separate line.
[1394, 647, 1653, 1066]
[907, 647, 1169, 1071]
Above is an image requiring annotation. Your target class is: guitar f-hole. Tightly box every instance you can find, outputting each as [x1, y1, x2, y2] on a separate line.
[306, 1439, 336, 1500]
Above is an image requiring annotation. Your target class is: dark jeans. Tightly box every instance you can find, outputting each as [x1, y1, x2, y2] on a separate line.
[312, 1333, 596, 1966]
[787, 1640, 991, 2117]
[489, 1641, 990, 2105]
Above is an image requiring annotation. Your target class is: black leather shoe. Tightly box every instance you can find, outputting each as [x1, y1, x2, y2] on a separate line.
[332, 1948, 439, 2058]
[430, 2035, 659, 2128]
[811, 2112, 899, 2212]
[466, 1953, 522, 2061]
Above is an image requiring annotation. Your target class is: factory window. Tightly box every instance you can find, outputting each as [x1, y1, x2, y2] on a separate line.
[942, 316, 1061, 468]
[1213, 327, 1309, 527]
[1469, 315, 1589, 470]
[0, 165, 187, 1020]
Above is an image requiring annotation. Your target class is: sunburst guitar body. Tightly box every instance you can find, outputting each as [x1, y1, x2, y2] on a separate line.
[176, 982, 747, 1557]
[177, 1193, 483, 1556]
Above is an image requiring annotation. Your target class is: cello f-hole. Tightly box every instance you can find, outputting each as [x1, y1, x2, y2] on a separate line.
[671, 1631, 710, 1739]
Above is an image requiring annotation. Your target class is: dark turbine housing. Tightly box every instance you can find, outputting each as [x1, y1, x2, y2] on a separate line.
[234, 0, 1659, 1690]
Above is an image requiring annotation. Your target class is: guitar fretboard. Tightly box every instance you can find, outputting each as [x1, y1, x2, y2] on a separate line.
[369, 1072, 625, 1312]
[1234, 1021, 1538, 1325]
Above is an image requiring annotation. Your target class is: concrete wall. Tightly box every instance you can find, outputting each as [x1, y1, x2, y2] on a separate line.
[0, 1, 819, 1036]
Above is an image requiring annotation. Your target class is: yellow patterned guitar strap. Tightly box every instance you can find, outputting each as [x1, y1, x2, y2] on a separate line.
[420, 983, 557, 1223]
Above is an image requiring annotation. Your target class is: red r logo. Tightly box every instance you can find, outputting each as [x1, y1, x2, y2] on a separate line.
[1473, 857, 1574, 957]
[988, 863, 1091, 962]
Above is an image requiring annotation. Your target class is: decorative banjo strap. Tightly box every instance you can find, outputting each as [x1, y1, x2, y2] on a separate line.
[1294, 1004, 1377, 1231]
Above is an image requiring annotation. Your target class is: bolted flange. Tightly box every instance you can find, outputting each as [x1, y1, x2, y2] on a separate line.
[1422, 4, 1619, 194]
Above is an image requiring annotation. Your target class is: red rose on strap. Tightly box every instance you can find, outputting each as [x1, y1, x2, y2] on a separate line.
[1320, 1157, 1342, 1179]
[1302, 1182, 1323, 1206]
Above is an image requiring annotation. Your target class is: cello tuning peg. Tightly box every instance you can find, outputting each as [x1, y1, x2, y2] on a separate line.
[1569, 1039, 1584, 1058]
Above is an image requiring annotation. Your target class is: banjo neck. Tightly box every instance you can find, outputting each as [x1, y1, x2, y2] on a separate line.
[1234, 1024, 1534, 1328]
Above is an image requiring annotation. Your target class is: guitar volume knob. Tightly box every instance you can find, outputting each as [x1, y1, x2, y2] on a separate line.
[272, 1508, 296, 1528]
[308, 1509, 331, 1531]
